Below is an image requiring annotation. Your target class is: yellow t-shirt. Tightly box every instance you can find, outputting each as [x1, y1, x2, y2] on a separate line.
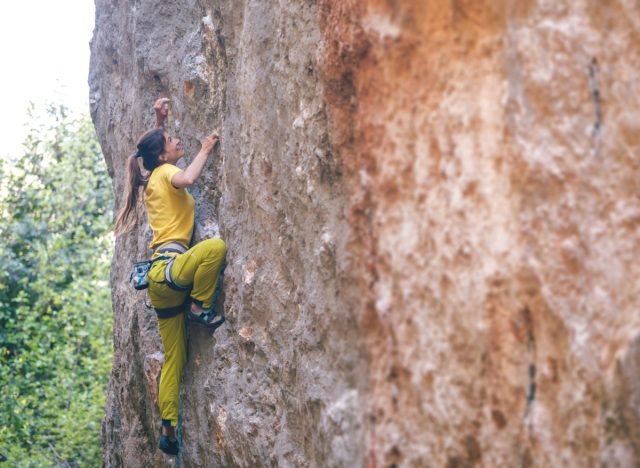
[144, 163, 195, 250]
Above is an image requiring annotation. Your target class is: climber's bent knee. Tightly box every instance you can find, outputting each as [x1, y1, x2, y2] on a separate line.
[201, 237, 226, 258]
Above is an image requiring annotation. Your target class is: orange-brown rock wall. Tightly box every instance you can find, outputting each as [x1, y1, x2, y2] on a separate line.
[319, 1, 640, 466]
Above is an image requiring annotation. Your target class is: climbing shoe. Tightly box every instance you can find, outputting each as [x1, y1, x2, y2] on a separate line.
[188, 263, 226, 331]
[159, 434, 179, 456]
[188, 307, 225, 331]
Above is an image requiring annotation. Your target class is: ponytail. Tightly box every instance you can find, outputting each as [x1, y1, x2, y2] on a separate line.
[113, 128, 166, 235]
[114, 155, 148, 235]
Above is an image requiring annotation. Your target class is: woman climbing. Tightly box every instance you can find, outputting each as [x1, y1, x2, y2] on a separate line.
[114, 98, 227, 456]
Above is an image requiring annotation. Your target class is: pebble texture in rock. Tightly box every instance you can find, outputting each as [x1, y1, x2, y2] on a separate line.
[91, 1, 640, 466]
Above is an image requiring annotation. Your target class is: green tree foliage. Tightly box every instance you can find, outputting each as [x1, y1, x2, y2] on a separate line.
[0, 104, 114, 466]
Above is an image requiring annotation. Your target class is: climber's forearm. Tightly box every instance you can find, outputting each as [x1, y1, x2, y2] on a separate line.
[182, 150, 209, 185]
[155, 115, 166, 129]
[171, 134, 217, 188]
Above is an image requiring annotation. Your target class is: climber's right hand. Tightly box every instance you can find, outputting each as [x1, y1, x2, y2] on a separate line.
[201, 133, 220, 154]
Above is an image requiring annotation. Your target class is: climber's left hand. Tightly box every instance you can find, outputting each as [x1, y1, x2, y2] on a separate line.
[154, 98, 170, 128]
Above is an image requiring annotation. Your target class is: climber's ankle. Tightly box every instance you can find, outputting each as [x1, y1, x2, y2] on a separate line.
[190, 302, 204, 314]
[162, 425, 175, 438]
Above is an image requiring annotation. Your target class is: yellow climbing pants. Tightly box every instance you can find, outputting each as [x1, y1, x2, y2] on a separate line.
[157, 313, 187, 428]
[148, 238, 226, 427]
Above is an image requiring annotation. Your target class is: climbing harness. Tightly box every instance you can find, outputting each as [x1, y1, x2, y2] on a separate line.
[154, 241, 189, 256]
[129, 241, 188, 291]
[130, 240, 226, 331]
[129, 256, 171, 290]
[163, 257, 190, 292]
[156, 242, 190, 292]
[149, 242, 191, 319]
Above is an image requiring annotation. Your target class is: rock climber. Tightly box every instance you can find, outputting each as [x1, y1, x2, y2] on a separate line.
[114, 98, 227, 456]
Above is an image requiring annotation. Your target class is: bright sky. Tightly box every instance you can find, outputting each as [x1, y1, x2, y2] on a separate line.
[0, 0, 94, 158]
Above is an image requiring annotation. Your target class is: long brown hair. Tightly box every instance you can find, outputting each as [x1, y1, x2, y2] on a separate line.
[114, 128, 166, 235]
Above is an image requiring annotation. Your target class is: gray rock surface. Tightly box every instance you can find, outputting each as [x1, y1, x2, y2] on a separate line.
[91, 1, 364, 466]
[91, 0, 640, 466]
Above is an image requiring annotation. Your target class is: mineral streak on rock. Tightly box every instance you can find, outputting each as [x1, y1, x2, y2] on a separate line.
[91, 0, 640, 466]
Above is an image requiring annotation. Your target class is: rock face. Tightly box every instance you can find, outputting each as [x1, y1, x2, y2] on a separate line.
[90, 1, 640, 466]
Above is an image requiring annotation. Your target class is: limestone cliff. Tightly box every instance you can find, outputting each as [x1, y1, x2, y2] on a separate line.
[90, 1, 640, 466]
